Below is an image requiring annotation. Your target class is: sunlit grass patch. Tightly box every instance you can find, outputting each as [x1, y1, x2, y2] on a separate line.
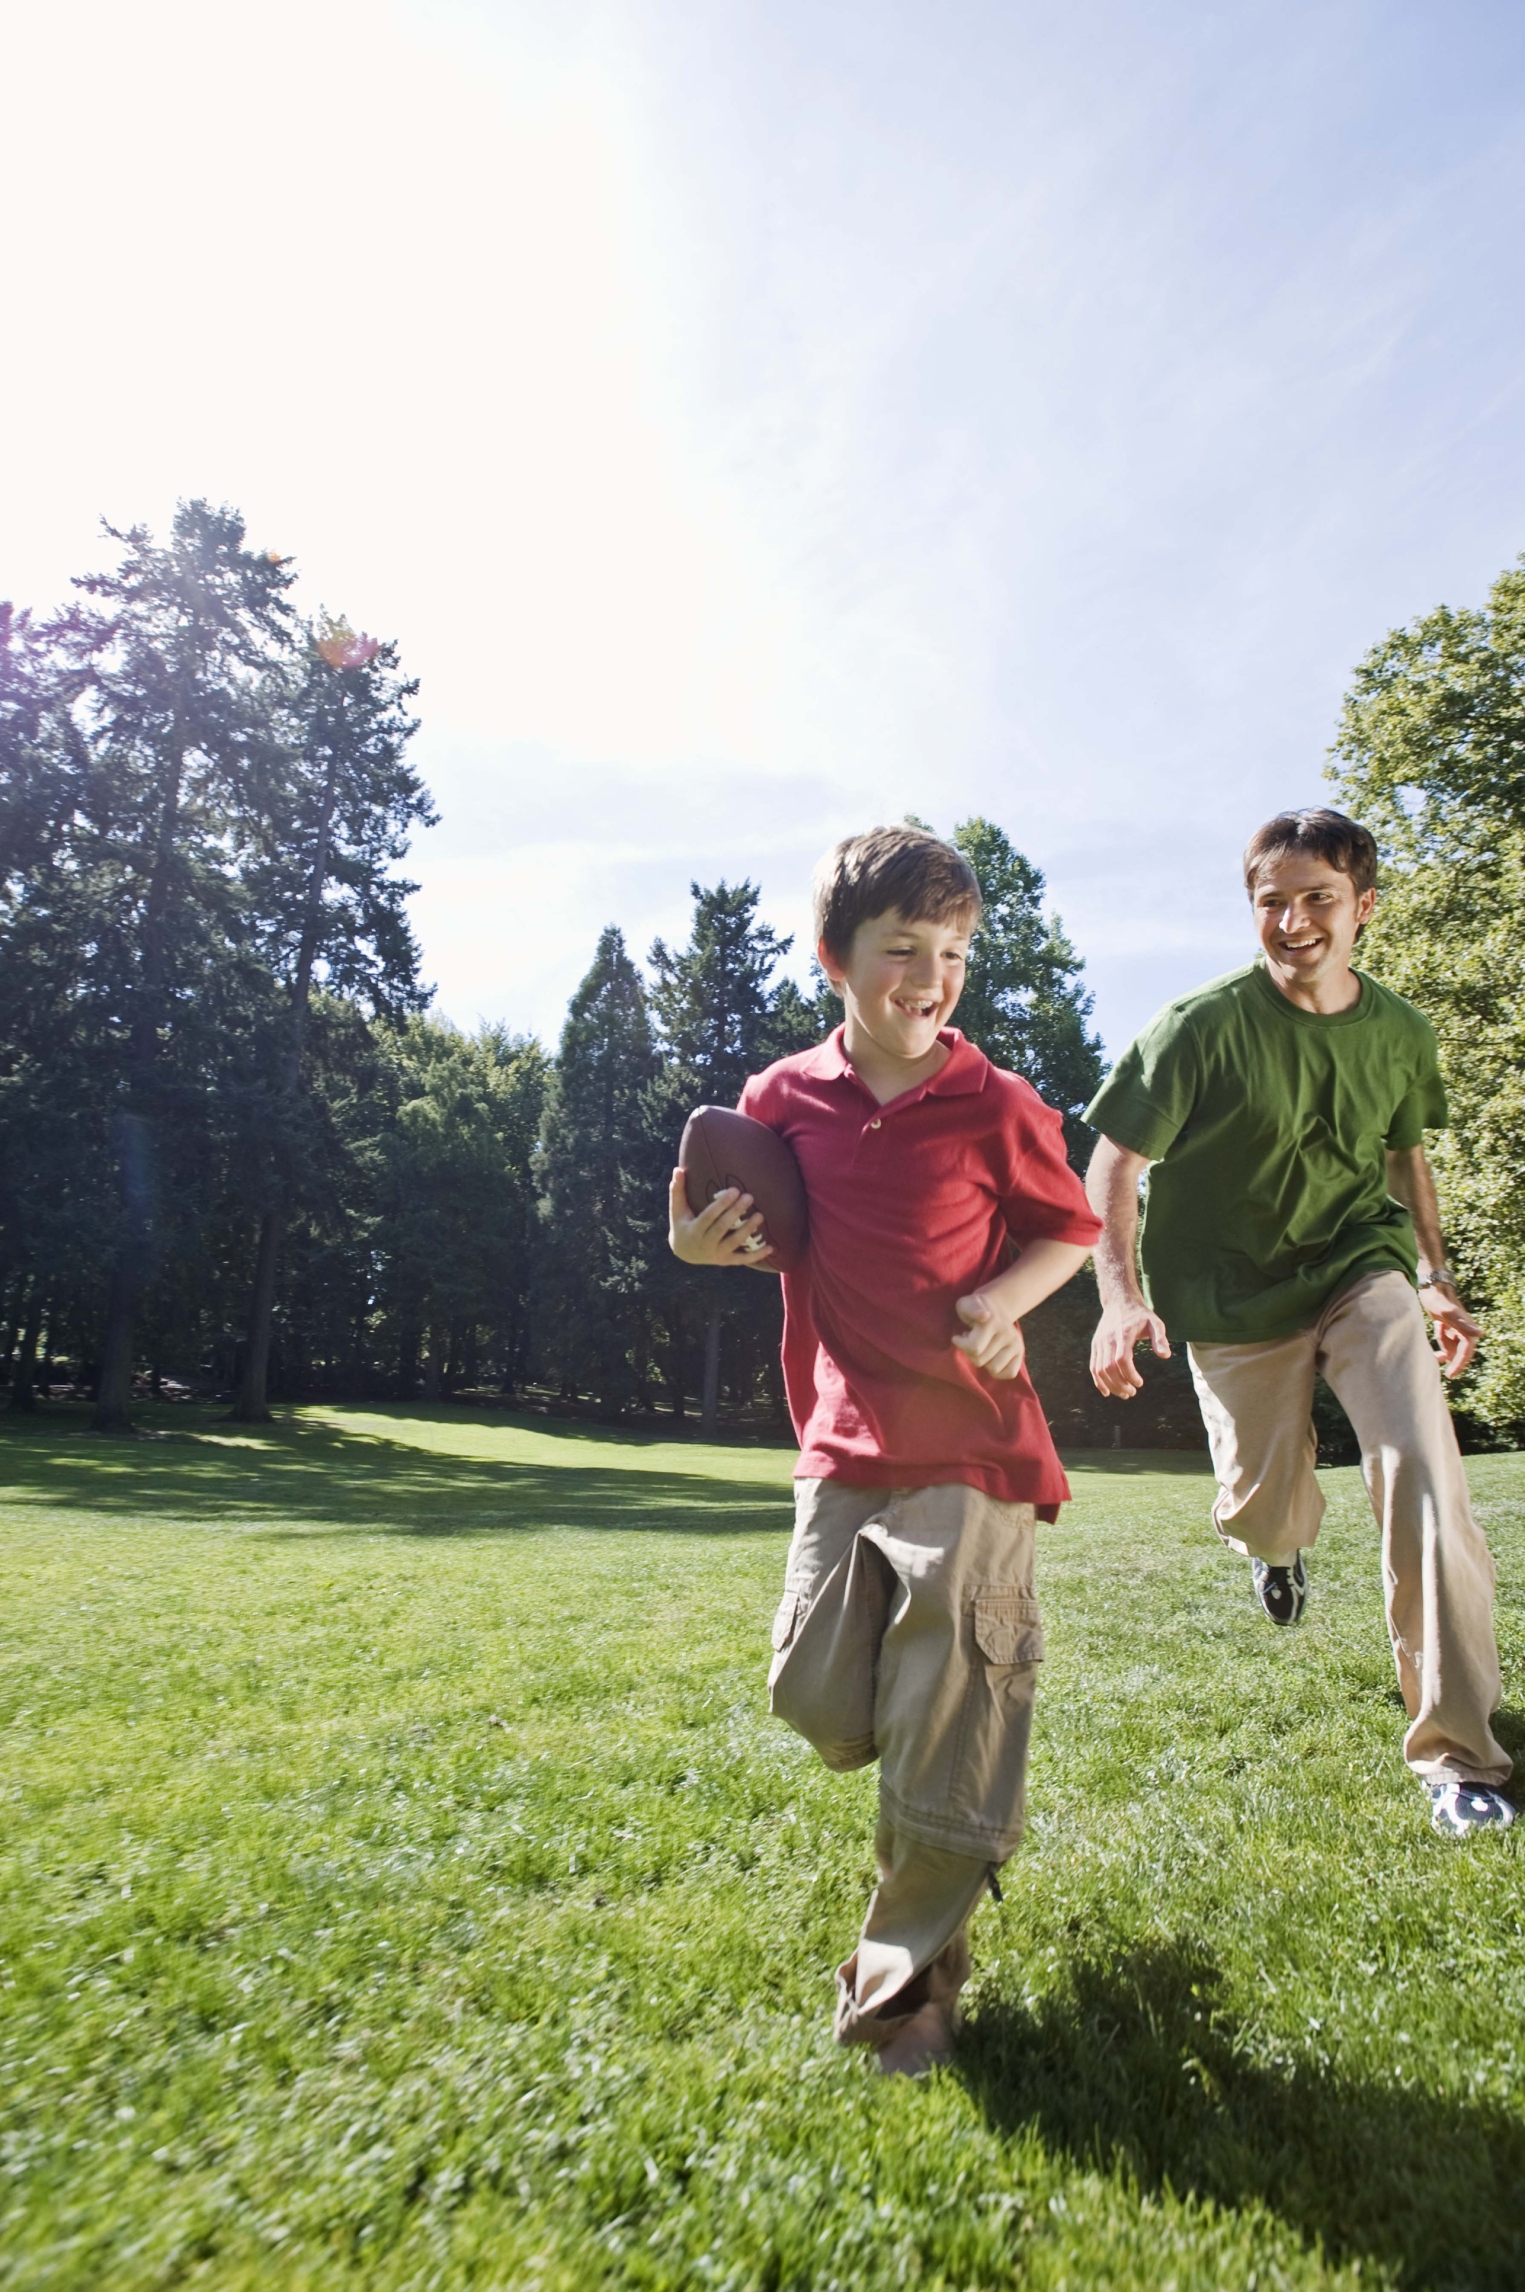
[3, 1405, 1523, 2287]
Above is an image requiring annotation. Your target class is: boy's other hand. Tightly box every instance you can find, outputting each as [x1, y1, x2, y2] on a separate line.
[668, 1168, 774, 1268]
[1089, 1302, 1171, 1397]
[952, 1293, 1026, 1380]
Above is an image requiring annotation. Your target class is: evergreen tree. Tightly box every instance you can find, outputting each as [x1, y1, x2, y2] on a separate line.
[230, 613, 432, 1420]
[647, 881, 812, 1434]
[57, 501, 297, 1429]
[1329, 553, 1525, 1436]
[0, 600, 113, 1405]
[948, 816, 1105, 1156]
[536, 927, 660, 1415]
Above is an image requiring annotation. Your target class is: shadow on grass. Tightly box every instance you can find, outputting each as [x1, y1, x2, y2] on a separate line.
[1489, 1705, 1525, 1772]
[0, 1407, 793, 1538]
[962, 1939, 1525, 2290]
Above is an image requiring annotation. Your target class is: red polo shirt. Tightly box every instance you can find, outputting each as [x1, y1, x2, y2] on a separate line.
[738, 1026, 1102, 1514]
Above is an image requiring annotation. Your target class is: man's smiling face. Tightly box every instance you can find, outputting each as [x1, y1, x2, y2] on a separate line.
[1251, 851, 1376, 995]
[822, 906, 974, 1068]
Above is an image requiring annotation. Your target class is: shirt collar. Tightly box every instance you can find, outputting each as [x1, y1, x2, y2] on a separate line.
[799, 1025, 989, 1097]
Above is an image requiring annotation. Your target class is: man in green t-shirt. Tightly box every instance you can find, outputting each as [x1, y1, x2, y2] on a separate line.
[1083, 808, 1513, 1837]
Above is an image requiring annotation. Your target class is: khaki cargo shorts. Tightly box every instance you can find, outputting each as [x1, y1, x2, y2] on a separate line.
[768, 1478, 1042, 1864]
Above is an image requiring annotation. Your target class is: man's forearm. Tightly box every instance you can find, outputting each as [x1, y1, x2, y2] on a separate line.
[1387, 1147, 1449, 1278]
[1085, 1139, 1150, 1310]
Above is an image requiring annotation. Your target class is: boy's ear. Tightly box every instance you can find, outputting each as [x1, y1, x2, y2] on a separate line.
[817, 935, 845, 991]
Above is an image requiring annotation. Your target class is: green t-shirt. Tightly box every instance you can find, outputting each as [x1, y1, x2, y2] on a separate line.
[1083, 962, 1447, 1343]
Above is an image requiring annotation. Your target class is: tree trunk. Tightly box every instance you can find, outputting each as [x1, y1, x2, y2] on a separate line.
[93, 1111, 156, 1432]
[92, 1256, 141, 1429]
[700, 1296, 722, 1441]
[231, 1200, 282, 1421]
[233, 730, 345, 1425]
[10, 1288, 42, 1412]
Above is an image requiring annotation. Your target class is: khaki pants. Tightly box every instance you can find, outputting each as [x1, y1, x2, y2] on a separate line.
[1188, 1270, 1508, 1786]
[769, 1479, 1041, 2044]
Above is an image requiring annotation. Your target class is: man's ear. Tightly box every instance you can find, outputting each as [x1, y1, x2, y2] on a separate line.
[1354, 885, 1378, 939]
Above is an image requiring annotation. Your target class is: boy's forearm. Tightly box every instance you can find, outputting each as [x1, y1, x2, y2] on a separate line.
[979, 1239, 1091, 1322]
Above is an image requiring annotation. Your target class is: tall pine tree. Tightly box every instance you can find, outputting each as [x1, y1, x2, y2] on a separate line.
[58, 502, 297, 1430]
[948, 816, 1105, 1156]
[536, 927, 661, 1415]
[647, 881, 817, 1435]
[230, 613, 432, 1420]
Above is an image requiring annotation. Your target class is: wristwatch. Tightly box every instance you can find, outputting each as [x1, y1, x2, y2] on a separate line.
[1418, 1266, 1459, 1292]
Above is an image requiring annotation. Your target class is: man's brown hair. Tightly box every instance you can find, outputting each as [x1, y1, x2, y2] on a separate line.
[812, 826, 982, 961]
[1242, 807, 1378, 899]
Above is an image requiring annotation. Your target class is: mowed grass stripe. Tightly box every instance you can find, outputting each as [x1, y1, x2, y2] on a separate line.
[2, 1405, 1522, 2290]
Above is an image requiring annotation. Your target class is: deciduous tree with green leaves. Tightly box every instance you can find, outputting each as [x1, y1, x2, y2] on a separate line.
[1328, 553, 1525, 1437]
[380, 1018, 548, 1399]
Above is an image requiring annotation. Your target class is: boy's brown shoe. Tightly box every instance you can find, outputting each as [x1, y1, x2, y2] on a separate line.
[876, 1998, 959, 2078]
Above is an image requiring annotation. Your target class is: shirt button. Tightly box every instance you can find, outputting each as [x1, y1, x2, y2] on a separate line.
[870, 1118, 882, 1129]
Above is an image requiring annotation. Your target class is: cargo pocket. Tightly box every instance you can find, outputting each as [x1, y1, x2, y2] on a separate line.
[973, 1591, 1044, 1668]
[770, 1589, 805, 1653]
[951, 1591, 1043, 1844]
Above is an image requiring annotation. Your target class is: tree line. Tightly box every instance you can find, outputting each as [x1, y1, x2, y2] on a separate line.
[1, 502, 1141, 1439]
[3, 506, 1521, 1445]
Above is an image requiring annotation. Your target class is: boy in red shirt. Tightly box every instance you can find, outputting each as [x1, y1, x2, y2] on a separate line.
[669, 826, 1101, 2075]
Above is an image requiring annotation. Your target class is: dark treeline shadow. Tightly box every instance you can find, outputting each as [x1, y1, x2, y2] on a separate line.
[0, 1407, 792, 1537]
[960, 1937, 1525, 2290]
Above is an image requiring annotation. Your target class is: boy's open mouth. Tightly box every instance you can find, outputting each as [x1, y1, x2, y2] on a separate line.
[894, 997, 938, 1018]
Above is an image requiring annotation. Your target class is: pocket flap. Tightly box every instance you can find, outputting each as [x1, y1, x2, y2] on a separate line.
[973, 1592, 1044, 1666]
[770, 1590, 803, 1652]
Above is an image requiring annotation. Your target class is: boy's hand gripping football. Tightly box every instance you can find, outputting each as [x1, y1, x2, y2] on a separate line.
[951, 1292, 1026, 1380]
[668, 1168, 775, 1268]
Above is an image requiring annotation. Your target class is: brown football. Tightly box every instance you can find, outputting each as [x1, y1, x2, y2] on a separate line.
[679, 1106, 808, 1273]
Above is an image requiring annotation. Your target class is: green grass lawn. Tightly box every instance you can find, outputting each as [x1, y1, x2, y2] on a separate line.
[3, 1404, 1523, 2291]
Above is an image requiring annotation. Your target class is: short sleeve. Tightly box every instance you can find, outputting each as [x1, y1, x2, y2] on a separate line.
[1084, 1006, 1202, 1163]
[998, 1087, 1104, 1251]
[1385, 1020, 1447, 1150]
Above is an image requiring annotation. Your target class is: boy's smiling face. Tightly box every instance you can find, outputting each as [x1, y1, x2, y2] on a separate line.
[820, 906, 974, 1074]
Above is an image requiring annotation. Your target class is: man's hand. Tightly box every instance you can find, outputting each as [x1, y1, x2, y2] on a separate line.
[1089, 1301, 1172, 1398]
[952, 1292, 1027, 1380]
[667, 1168, 774, 1268]
[1422, 1284, 1482, 1379]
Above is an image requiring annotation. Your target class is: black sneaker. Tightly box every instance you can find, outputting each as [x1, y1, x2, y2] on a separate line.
[1251, 1553, 1308, 1626]
[1428, 1780, 1517, 1838]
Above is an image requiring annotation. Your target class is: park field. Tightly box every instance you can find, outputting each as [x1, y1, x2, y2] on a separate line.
[2, 1406, 1524, 2291]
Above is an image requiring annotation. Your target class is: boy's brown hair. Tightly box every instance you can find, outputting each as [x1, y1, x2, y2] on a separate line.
[812, 825, 982, 962]
[1242, 807, 1378, 899]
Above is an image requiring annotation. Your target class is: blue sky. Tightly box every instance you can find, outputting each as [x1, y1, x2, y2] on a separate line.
[4, 0, 1524, 1058]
